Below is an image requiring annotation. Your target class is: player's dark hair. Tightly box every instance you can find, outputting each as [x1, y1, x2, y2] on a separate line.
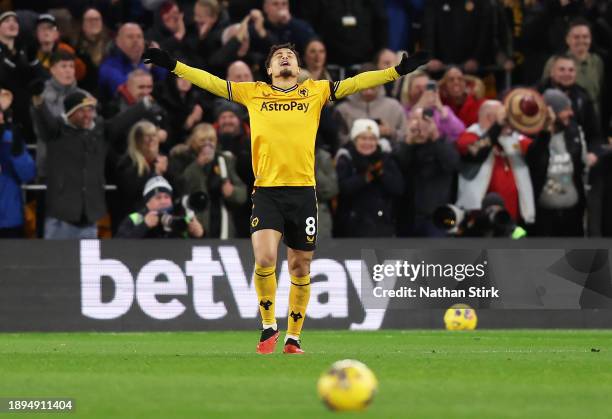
[50, 50, 75, 66]
[265, 43, 302, 70]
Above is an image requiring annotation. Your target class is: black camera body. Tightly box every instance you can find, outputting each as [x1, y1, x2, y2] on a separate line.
[159, 191, 209, 234]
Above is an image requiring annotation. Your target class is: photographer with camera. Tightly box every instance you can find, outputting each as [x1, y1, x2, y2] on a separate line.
[116, 176, 204, 238]
[395, 107, 460, 237]
[434, 192, 527, 238]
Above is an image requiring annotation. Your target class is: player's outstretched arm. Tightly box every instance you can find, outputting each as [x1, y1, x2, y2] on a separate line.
[143, 47, 231, 100]
[332, 51, 430, 101]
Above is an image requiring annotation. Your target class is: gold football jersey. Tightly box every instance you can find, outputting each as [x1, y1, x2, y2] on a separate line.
[173, 62, 399, 187]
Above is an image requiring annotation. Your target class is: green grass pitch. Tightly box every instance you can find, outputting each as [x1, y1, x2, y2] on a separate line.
[1, 330, 611, 418]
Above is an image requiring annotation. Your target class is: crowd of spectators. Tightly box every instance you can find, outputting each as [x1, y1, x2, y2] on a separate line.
[0, 0, 611, 239]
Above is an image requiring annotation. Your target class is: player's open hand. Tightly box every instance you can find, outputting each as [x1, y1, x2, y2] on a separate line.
[142, 47, 177, 71]
[395, 51, 430, 76]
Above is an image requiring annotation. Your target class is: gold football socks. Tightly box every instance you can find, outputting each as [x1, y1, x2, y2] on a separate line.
[254, 264, 277, 330]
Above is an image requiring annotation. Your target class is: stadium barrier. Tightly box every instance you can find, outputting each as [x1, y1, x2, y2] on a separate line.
[1, 239, 612, 332]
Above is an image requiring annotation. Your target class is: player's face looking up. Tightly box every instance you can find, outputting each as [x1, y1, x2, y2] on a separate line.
[267, 48, 299, 79]
[355, 132, 378, 156]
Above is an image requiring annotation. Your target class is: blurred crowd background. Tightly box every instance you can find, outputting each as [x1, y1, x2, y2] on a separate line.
[1, 0, 612, 239]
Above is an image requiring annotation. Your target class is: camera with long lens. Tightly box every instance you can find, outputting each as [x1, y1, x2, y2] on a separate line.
[433, 194, 515, 237]
[159, 191, 209, 234]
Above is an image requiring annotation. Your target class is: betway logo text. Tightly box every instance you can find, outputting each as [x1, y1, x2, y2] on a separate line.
[79, 241, 388, 330]
[260, 101, 309, 113]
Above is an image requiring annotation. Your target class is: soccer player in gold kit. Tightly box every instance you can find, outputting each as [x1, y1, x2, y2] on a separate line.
[143, 44, 428, 354]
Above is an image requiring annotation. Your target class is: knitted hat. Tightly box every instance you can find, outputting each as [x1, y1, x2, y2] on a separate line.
[143, 176, 173, 202]
[64, 91, 97, 117]
[350, 118, 380, 141]
[543, 88, 572, 115]
[215, 100, 246, 121]
[0, 11, 16, 23]
[36, 13, 57, 27]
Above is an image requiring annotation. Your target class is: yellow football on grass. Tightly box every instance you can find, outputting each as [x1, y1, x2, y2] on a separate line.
[444, 304, 478, 330]
[317, 359, 378, 411]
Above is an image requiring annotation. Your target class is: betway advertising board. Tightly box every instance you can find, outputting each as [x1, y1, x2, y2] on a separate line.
[1, 239, 612, 331]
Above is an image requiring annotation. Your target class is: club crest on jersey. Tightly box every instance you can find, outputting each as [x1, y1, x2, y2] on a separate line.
[298, 87, 308, 97]
[260, 101, 309, 113]
[306, 235, 315, 243]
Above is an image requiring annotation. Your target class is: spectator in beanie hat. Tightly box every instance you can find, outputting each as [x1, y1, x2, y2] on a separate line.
[31, 89, 156, 239]
[527, 88, 587, 237]
[335, 118, 404, 237]
[212, 100, 252, 237]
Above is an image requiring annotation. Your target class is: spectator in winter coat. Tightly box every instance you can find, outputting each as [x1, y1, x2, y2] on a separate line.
[0, 11, 46, 141]
[395, 107, 460, 237]
[527, 89, 587, 237]
[335, 118, 404, 237]
[0, 90, 36, 237]
[31, 90, 153, 239]
[213, 102, 252, 237]
[153, 73, 211, 150]
[539, 54, 601, 164]
[179, 123, 247, 238]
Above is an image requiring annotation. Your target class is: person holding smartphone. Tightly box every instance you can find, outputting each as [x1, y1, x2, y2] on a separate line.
[402, 71, 465, 142]
[394, 107, 460, 237]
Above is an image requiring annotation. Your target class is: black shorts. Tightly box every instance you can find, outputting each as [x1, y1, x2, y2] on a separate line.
[250, 186, 318, 251]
